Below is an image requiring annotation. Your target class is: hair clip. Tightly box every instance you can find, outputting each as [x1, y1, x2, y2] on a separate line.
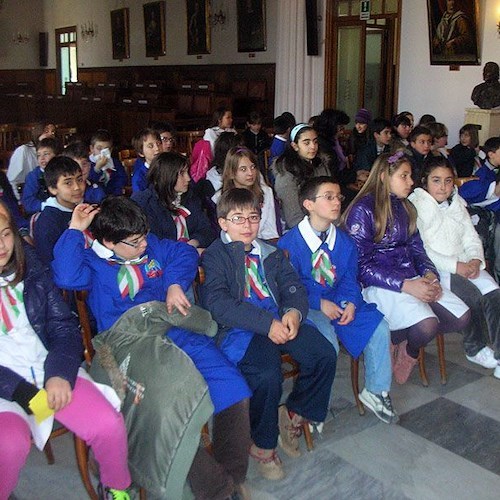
[387, 150, 405, 165]
[235, 147, 250, 154]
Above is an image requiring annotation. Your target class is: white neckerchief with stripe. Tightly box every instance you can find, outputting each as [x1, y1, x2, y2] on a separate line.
[221, 232, 270, 299]
[173, 206, 191, 242]
[298, 216, 337, 287]
[0, 274, 24, 335]
[92, 239, 147, 300]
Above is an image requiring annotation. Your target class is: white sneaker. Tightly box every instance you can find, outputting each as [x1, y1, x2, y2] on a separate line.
[494, 364, 500, 380]
[466, 346, 498, 369]
[358, 388, 399, 424]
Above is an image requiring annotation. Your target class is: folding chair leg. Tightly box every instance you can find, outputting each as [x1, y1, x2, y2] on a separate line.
[74, 436, 98, 500]
[436, 333, 447, 385]
[350, 357, 365, 415]
[43, 441, 55, 465]
[418, 347, 429, 387]
[303, 422, 314, 452]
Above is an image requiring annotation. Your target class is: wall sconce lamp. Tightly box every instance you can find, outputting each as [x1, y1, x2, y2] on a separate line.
[12, 32, 30, 44]
[80, 21, 97, 42]
[212, 9, 226, 26]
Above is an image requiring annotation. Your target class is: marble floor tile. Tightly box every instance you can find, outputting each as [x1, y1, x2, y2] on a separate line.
[400, 398, 500, 475]
[445, 376, 500, 421]
[332, 424, 500, 500]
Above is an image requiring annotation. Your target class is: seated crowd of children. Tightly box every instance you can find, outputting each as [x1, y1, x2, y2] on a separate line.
[1, 107, 499, 499]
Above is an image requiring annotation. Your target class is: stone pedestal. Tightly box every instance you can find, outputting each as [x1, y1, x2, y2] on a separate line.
[464, 108, 500, 145]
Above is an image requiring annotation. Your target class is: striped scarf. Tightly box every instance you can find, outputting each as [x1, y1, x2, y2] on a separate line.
[0, 284, 23, 335]
[108, 255, 148, 300]
[173, 206, 191, 242]
[311, 248, 335, 287]
[244, 254, 270, 300]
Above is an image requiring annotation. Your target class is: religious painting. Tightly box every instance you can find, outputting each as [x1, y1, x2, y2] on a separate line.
[111, 8, 130, 60]
[237, 0, 267, 52]
[427, 0, 480, 65]
[186, 0, 211, 54]
[143, 1, 166, 58]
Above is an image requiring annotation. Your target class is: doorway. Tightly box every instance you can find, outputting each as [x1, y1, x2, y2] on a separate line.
[55, 26, 78, 95]
[324, 1, 400, 119]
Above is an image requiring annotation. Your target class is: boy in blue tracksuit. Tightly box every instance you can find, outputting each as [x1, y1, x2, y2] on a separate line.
[278, 177, 398, 425]
[52, 196, 252, 499]
[201, 188, 336, 481]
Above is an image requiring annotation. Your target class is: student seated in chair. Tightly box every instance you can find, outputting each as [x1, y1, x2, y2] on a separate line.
[0, 202, 131, 500]
[33, 156, 85, 265]
[200, 188, 337, 481]
[278, 177, 398, 424]
[52, 196, 252, 500]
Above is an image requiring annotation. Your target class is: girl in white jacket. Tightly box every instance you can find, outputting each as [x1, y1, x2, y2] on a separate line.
[409, 156, 500, 378]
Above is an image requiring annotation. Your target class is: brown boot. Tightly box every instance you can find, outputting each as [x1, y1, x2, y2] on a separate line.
[278, 405, 303, 458]
[393, 341, 418, 384]
[249, 444, 285, 481]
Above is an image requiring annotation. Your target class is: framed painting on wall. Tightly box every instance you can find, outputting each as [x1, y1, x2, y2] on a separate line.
[237, 0, 266, 52]
[144, 1, 166, 58]
[186, 0, 211, 54]
[427, 0, 480, 65]
[111, 8, 130, 60]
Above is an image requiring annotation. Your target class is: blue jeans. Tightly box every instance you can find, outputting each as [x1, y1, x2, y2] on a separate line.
[309, 310, 391, 394]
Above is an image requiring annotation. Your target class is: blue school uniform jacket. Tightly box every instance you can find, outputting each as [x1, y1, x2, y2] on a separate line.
[459, 161, 500, 218]
[200, 235, 309, 362]
[88, 158, 127, 196]
[21, 166, 49, 215]
[131, 157, 148, 193]
[278, 218, 383, 358]
[52, 229, 198, 332]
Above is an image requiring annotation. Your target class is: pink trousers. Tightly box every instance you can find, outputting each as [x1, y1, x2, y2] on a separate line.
[0, 376, 131, 498]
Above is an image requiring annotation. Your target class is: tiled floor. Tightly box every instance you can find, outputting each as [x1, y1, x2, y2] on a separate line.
[15, 333, 500, 500]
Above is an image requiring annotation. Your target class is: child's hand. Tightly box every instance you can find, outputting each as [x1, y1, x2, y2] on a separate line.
[320, 299, 343, 320]
[456, 261, 471, 278]
[338, 302, 356, 326]
[69, 203, 100, 231]
[166, 284, 191, 315]
[466, 259, 481, 279]
[268, 319, 289, 344]
[281, 309, 300, 340]
[45, 376, 72, 412]
[402, 277, 441, 303]
[94, 155, 108, 171]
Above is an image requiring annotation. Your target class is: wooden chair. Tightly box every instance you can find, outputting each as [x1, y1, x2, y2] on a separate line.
[352, 333, 447, 415]
[455, 176, 479, 187]
[280, 354, 315, 451]
[176, 130, 204, 156]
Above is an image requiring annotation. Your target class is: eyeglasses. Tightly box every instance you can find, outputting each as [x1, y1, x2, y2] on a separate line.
[119, 233, 148, 248]
[161, 136, 175, 143]
[225, 215, 261, 225]
[314, 193, 345, 202]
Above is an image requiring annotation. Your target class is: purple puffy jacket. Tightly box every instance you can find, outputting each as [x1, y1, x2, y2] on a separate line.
[344, 193, 438, 292]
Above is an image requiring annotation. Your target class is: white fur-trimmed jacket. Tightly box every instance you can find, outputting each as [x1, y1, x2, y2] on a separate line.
[408, 187, 485, 274]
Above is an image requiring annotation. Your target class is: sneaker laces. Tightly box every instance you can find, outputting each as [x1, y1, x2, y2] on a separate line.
[249, 447, 282, 464]
[380, 391, 395, 413]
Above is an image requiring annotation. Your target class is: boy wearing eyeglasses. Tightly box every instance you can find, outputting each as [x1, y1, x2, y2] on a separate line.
[278, 177, 397, 425]
[200, 188, 337, 481]
[52, 195, 253, 500]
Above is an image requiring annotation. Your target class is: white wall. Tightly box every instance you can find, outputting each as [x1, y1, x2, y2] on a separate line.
[0, 0, 44, 69]
[0, 1, 277, 70]
[398, 0, 500, 146]
[40, 0, 276, 69]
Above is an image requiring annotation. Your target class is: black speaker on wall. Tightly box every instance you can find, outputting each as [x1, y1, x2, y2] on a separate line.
[306, 0, 319, 56]
[39, 32, 48, 67]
